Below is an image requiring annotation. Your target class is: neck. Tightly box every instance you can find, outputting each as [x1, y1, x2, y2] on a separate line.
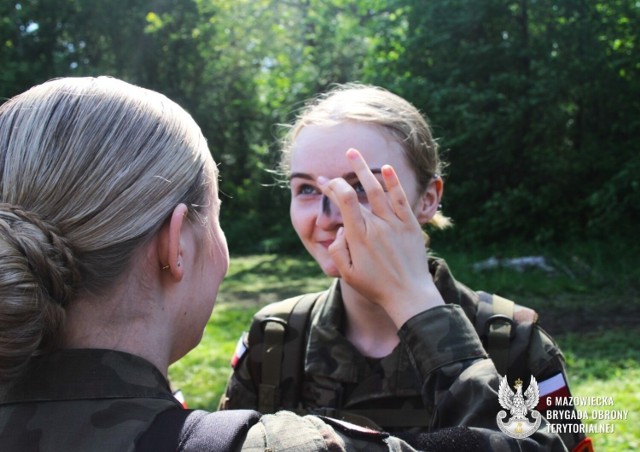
[62, 287, 173, 377]
[340, 280, 400, 358]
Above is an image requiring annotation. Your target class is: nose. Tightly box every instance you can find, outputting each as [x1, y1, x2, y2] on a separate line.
[315, 194, 343, 229]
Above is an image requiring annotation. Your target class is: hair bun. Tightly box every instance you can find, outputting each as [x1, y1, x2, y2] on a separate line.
[0, 204, 79, 305]
[0, 203, 79, 382]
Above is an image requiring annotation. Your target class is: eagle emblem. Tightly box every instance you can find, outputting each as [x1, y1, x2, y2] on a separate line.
[496, 376, 542, 438]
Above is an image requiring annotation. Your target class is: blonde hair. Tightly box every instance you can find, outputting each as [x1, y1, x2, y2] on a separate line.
[279, 83, 452, 230]
[0, 77, 213, 383]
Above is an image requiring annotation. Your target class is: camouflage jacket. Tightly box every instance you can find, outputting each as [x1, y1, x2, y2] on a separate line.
[0, 349, 181, 451]
[220, 257, 573, 451]
[0, 348, 442, 452]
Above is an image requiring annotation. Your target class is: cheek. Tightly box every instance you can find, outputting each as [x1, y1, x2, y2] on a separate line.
[290, 202, 315, 238]
[289, 207, 306, 238]
[202, 223, 229, 279]
[213, 234, 229, 278]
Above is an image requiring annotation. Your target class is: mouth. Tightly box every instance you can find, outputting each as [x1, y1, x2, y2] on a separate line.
[318, 239, 334, 249]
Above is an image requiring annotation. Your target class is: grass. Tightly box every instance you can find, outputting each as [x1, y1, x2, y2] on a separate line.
[169, 241, 639, 451]
[561, 331, 640, 451]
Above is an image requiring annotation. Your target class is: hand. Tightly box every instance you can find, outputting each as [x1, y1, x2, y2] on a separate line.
[317, 148, 445, 327]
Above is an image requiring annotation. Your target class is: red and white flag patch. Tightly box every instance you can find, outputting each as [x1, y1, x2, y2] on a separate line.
[230, 333, 248, 369]
[536, 372, 571, 412]
[172, 389, 188, 409]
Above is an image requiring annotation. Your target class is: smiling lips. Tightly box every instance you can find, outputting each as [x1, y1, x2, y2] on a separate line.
[318, 239, 334, 249]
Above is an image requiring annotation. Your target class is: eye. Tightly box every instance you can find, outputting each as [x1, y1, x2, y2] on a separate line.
[352, 181, 365, 194]
[296, 184, 319, 196]
[352, 181, 369, 200]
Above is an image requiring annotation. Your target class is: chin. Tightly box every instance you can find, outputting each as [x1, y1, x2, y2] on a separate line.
[181, 333, 204, 359]
[306, 247, 341, 278]
[320, 262, 341, 278]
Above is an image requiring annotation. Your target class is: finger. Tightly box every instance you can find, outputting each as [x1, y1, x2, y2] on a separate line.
[381, 164, 416, 223]
[328, 226, 351, 275]
[317, 176, 366, 236]
[345, 148, 391, 218]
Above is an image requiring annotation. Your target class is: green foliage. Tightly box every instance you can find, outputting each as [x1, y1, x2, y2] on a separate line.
[215, 253, 330, 305]
[571, 369, 640, 451]
[433, 235, 640, 295]
[562, 329, 639, 382]
[169, 305, 253, 409]
[564, 332, 640, 451]
[365, 0, 640, 245]
[1, 0, 638, 250]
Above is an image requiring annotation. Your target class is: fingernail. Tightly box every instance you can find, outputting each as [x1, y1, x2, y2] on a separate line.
[317, 176, 329, 186]
[346, 148, 359, 160]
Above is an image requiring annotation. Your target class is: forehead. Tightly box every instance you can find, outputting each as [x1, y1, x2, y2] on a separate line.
[290, 122, 407, 175]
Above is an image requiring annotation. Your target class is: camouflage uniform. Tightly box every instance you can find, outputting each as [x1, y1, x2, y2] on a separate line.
[220, 257, 573, 451]
[0, 349, 181, 451]
[0, 348, 431, 451]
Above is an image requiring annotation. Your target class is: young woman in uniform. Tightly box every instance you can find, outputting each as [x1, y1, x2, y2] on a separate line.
[221, 84, 579, 451]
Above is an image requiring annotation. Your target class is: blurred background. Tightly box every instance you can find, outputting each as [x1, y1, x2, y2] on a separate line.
[2, 1, 638, 449]
[2, 0, 638, 253]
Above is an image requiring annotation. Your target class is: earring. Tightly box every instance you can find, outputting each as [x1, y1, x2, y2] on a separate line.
[161, 264, 170, 270]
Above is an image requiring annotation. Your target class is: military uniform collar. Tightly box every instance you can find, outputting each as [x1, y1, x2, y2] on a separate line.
[305, 280, 413, 389]
[305, 279, 361, 382]
[304, 256, 478, 384]
[1, 348, 178, 406]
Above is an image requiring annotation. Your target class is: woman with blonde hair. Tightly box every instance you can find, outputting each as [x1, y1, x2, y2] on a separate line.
[0, 76, 453, 451]
[221, 84, 577, 451]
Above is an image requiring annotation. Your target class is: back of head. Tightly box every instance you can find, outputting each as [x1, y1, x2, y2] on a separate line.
[280, 83, 451, 229]
[0, 77, 212, 384]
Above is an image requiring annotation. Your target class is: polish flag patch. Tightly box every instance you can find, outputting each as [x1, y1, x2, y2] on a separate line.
[230, 334, 248, 369]
[172, 389, 188, 409]
[536, 372, 571, 412]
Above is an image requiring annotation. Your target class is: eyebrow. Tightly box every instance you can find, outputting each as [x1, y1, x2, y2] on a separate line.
[289, 169, 383, 182]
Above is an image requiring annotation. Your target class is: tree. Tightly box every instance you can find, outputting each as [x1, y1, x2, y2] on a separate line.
[2, 0, 637, 249]
[365, 0, 640, 244]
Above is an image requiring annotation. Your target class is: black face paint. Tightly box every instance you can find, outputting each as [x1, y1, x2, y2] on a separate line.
[322, 194, 331, 216]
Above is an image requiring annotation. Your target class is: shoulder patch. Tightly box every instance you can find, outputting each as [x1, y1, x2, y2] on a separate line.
[172, 388, 188, 409]
[230, 333, 248, 369]
[536, 372, 570, 412]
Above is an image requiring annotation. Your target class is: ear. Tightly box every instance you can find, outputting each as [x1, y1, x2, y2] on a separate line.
[157, 203, 188, 281]
[415, 177, 444, 225]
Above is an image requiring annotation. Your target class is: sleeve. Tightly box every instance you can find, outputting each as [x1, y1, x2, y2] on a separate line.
[528, 324, 588, 451]
[240, 410, 476, 452]
[218, 332, 260, 411]
[397, 304, 568, 451]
